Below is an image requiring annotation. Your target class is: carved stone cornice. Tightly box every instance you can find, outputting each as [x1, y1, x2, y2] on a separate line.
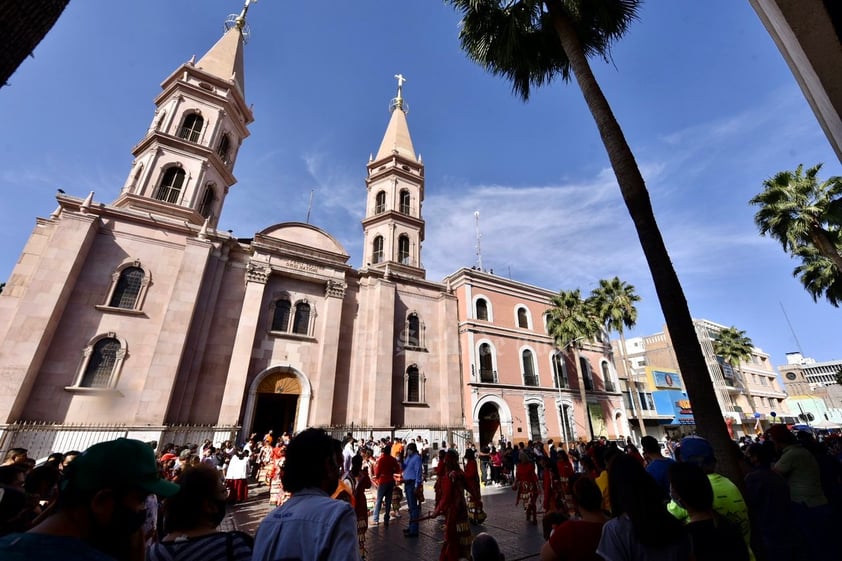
[325, 279, 347, 299]
[246, 262, 271, 284]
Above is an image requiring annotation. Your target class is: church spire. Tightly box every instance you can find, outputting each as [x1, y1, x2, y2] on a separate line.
[113, 2, 255, 228]
[374, 74, 417, 163]
[195, 0, 258, 95]
[362, 76, 426, 278]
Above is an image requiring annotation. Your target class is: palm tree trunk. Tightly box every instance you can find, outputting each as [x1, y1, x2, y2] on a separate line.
[810, 227, 842, 271]
[547, 5, 744, 486]
[570, 345, 592, 441]
[618, 331, 647, 439]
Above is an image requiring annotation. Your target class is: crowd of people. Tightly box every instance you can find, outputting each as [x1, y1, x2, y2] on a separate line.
[0, 426, 839, 561]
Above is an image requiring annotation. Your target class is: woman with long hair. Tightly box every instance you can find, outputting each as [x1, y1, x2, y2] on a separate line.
[513, 453, 539, 524]
[463, 448, 486, 523]
[348, 454, 371, 560]
[597, 454, 691, 561]
[431, 449, 472, 561]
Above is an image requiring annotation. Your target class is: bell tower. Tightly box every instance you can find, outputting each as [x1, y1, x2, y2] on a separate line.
[113, 2, 256, 228]
[362, 75, 426, 278]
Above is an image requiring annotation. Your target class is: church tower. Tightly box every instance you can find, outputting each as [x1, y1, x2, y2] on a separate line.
[362, 75, 426, 279]
[112, 5, 255, 228]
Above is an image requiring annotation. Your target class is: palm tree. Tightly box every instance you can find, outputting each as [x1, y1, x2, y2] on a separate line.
[447, 0, 742, 482]
[750, 163, 842, 272]
[590, 277, 645, 438]
[546, 289, 602, 441]
[791, 244, 842, 307]
[713, 327, 756, 415]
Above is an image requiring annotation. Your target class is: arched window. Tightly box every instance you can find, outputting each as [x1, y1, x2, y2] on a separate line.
[407, 365, 420, 402]
[517, 307, 529, 328]
[398, 235, 410, 265]
[581, 356, 594, 391]
[292, 302, 311, 335]
[478, 343, 495, 383]
[523, 350, 537, 386]
[155, 167, 185, 203]
[272, 299, 291, 332]
[476, 298, 489, 321]
[198, 186, 215, 219]
[374, 191, 386, 214]
[80, 337, 121, 388]
[399, 189, 411, 214]
[528, 403, 543, 441]
[179, 113, 204, 142]
[560, 403, 575, 443]
[108, 267, 144, 309]
[217, 134, 231, 162]
[602, 361, 615, 392]
[372, 236, 384, 264]
[406, 313, 421, 348]
[552, 353, 568, 389]
[130, 164, 144, 191]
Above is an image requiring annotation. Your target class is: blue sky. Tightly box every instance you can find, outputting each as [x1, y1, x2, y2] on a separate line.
[1, 1, 839, 369]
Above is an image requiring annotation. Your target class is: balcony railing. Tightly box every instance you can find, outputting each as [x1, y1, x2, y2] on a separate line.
[479, 369, 496, 383]
[523, 374, 539, 387]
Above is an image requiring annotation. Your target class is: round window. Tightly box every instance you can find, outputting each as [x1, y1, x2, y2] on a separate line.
[785, 372, 797, 381]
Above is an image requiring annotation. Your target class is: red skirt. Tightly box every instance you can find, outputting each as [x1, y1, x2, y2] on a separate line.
[226, 478, 248, 502]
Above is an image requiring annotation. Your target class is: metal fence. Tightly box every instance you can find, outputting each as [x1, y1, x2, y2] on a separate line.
[319, 425, 473, 452]
[0, 422, 239, 460]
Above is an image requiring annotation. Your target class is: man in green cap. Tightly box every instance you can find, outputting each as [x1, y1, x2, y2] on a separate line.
[0, 437, 179, 561]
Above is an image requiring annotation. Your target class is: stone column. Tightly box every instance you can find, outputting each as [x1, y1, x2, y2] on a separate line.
[0, 212, 99, 422]
[135, 237, 213, 424]
[365, 278, 396, 427]
[218, 262, 269, 426]
[307, 280, 347, 425]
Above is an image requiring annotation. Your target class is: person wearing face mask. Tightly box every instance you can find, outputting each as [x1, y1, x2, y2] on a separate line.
[147, 464, 253, 561]
[0, 437, 180, 561]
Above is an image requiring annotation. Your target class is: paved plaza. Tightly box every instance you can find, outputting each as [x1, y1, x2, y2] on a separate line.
[222, 481, 547, 560]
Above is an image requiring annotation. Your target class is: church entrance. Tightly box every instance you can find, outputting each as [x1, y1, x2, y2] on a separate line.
[478, 402, 501, 447]
[251, 371, 301, 439]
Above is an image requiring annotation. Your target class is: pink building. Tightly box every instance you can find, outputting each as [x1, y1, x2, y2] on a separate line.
[447, 269, 626, 448]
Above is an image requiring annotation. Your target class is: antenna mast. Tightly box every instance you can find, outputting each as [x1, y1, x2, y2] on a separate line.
[474, 211, 483, 271]
[779, 301, 804, 355]
[306, 189, 314, 224]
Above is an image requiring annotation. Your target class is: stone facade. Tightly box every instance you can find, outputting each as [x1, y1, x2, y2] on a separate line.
[0, 12, 621, 458]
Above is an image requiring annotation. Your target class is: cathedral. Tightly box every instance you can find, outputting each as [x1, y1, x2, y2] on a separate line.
[0, 7, 624, 457]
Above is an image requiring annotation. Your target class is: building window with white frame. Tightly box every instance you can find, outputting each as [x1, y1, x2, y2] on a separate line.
[516, 306, 530, 329]
[552, 352, 568, 389]
[527, 403, 543, 441]
[478, 343, 496, 383]
[580, 356, 594, 391]
[523, 350, 538, 386]
[601, 361, 615, 392]
[476, 298, 489, 321]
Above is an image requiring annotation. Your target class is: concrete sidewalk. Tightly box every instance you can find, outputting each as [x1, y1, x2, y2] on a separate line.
[223, 481, 547, 560]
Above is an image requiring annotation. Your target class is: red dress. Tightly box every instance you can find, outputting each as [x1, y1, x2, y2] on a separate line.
[351, 472, 372, 560]
[463, 458, 486, 523]
[434, 469, 472, 561]
[514, 462, 539, 523]
[557, 459, 575, 515]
